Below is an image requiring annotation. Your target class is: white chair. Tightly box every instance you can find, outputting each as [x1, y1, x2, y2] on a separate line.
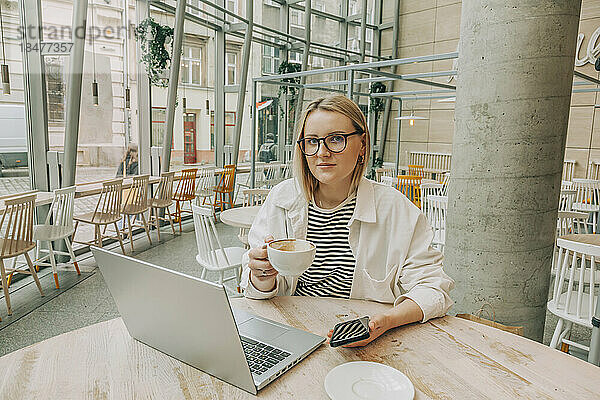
[380, 176, 395, 187]
[425, 195, 447, 252]
[440, 172, 450, 196]
[562, 160, 576, 182]
[264, 162, 282, 188]
[420, 182, 444, 213]
[548, 237, 600, 353]
[376, 165, 395, 182]
[237, 188, 270, 248]
[33, 186, 80, 289]
[572, 179, 600, 233]
[552, 212, 589, 279]
[561, 180, 573, 191]
[559, 189, 576, 212]
[195, 166, 216, 206]
[192, 204, 245, 294]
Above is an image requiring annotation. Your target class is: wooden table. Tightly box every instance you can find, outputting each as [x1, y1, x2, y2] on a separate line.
[559, 233, 600, 246]
[220, 205, 261, 229]
[0, 297, 598, 399]
[0, 191, 54, 216]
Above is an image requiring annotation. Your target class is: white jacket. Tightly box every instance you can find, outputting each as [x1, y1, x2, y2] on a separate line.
[240, 177, 454, 322]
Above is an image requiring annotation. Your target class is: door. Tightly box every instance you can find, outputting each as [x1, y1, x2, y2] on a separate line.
[183, 113, 196, 164]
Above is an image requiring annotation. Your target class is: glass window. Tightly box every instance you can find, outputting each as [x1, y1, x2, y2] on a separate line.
[311, 55, 324, 68]
[290, 9, 303, 28]
[262, 43, 280, 74]
[181, 44, 202, 85]
[151, 107, 166, 147]
[45, 56, 66, 125]
[188, 0, 200, 16]
[226, 52, 237, 85]
[225, 0, 238, 22]
[289, 51, 302, 64]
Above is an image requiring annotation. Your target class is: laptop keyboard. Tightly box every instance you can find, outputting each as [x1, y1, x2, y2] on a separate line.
[241, 337, 291, 375]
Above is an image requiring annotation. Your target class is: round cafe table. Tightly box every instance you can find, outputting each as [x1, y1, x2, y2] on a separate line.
[0, 297, 598, 399]
[220, 205, 261, 229]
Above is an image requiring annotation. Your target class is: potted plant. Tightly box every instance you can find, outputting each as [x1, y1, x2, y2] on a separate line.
[135, 17, 174, 87]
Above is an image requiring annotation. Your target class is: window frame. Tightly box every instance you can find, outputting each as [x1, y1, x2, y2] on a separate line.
[181, 43, 202, 86]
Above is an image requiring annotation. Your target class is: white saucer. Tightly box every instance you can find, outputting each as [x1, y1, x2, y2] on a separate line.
[324, 361, 415, 400]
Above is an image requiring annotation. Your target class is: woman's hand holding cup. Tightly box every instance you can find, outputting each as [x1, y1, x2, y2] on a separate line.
[249, 235, 278, 292]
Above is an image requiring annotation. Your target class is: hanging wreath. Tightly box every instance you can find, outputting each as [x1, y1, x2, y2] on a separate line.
[135, 17, 174, 87]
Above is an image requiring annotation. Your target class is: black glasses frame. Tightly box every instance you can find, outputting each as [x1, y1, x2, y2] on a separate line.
[297, 131, 362, 156]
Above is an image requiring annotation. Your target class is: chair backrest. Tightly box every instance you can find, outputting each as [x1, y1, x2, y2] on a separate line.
[264, 163, 281, 188]
[196, 166, 215, 192]
[552, 237, 600, 321]
[562, 160, 576, 182]
[174, 168, 198, 201]
[124, 174, 150, 210]
[154, 171, 175, 202]
[93, 178, 123, 218]
[409, 151, 452, 172]
[556, 211, 588, 237]
[46, 186, 76, 227]
[192, 204, 231, 267]
[408, 164, 425, 178]
[280, 162, 292, 181]
[588, 161, 600, 180]
[572, 178, 600, 207]
[376, 166, 395, 182]
[561, 180, 573, 190]
[0, 194, 36, 256]
[420, 182, 444, 212]
[254, 163, 266, 188]
[425, 194, 447, 252]
[380, 176, 395, 187]
[216, 164, 236, 192]
[558, 189, 576, 212]
[440, 172, 450, 194]
[242, 188, 270, 206]
[396, 175, 422, 207]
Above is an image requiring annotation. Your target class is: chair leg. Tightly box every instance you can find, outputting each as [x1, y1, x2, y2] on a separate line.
[127, 215, 134, 252]
[152, 208, 161, 241]
[97, 224, 104, 248]
[550, 318, 564, 349]
[47, 241, 59, 289]
[176, 201, 182, 233]
[141, 212, 152, 245]
[235, 266, 241, 293]
[200, 267, 207, 279]
[64, 237, 80, 275]
[0, 259, 12, 315]
[24, 253, 44, 297]
[166, 207, 176, 235]
[35, 240, 40, 272]
[72, 220, 79, 242]
[113, 222, 126, 253]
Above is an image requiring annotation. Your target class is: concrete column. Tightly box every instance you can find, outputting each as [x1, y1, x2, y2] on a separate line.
[444, 0, 582, 340]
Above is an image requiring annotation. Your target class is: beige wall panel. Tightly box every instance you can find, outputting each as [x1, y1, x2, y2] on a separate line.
[581, 0, 600, 20]
[428, 109, 454, 143]
[432, 38, 459, 72]
[398, 9, 436, 47]
[434, 3, 461, 42]
[564, 147, 590, 178]
[570, 92, 596, 107]
[427, 142, 453, 154]
[381, 0, 396, 23]
[399, 0, 436, 15]
[576, 18, 600, 75]
[393, 141, 428, 164]
[380, 29, 395, 52]
[436, 0, 461, 7]
[590, 108, 600, 148]
[588, 148, 600, 164]
[566, 106, 594, 148]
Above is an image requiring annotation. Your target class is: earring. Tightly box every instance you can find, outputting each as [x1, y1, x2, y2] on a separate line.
[358, 155, 365, 165]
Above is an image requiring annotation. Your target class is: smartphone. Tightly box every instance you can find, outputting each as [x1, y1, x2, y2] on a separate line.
[329, 316, 370, 347]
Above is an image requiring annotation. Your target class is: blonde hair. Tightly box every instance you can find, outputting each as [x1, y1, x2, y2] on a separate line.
[292, 95, 370, 202]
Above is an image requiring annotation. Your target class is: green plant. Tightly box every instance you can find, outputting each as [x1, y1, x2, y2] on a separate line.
[367, 156, 384, 180]
[135, 17, 174, 87]
[369, 81, 386, 117]
[277, 61, 302, 116]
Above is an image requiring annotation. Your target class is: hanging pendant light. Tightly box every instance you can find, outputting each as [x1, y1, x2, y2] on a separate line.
[205, 99, 210, 116]
[182, 97, 187, 114]
[0, 2, 10, 95]
[395, 110, 428, 127]
[91, 0, 98, 106]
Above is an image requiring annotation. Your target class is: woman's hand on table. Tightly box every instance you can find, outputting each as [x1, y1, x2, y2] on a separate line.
[248, 235, 279, 292]
[326, 313, 391, 347]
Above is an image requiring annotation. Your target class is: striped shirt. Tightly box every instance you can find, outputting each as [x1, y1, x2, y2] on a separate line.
[294, 196, 357, 298]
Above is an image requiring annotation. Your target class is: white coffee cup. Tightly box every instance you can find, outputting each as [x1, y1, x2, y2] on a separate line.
[267, 238, 316, 276]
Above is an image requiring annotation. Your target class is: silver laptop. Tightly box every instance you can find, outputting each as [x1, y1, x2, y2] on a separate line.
[91, 247, 325, 395]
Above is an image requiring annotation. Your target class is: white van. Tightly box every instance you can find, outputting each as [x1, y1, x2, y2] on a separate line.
[0, 104, 28, 175]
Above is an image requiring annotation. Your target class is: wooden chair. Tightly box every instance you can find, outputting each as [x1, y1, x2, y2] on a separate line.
[73, 178, 125, 253]
[33, 186, 80, 289]
[396, 175, 422, 208]
[120, 174, 152, 252]
[195, 166, 216, 206]
[192, 205, 245, 294]
[238, 188, 270, 248]
[149, 171, 176, 242]
[172, 168, 198, 233]
[211, 164, 236, 220]
[425, 195, 447, 253]
[408, 164, 426, 178]
[0, 194, 44, 315]
[548, 237, 600, 353]
[376, 164, 395, 182]
[571, 179, 600, 233]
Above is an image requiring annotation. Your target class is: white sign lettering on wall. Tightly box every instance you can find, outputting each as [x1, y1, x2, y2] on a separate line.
[575, 26, 600, 67]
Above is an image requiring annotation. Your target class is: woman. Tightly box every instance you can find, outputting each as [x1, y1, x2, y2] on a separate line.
[240, 95, 453, 347]
[116, 143, 139, 177]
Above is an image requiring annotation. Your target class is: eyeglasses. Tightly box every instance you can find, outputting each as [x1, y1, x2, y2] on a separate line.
[297, 131, 362, 156]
